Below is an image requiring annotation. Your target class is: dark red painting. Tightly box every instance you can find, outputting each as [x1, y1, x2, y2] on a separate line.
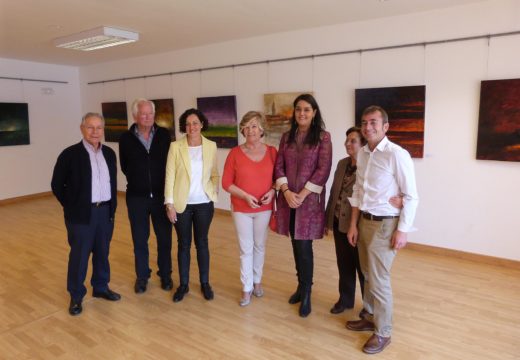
[355, 86, 425, 158]
[477, 79, 520, 162]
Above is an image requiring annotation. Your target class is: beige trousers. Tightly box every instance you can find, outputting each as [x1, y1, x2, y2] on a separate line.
[232, 210, 271, 292]
[358, 216, 398, 337]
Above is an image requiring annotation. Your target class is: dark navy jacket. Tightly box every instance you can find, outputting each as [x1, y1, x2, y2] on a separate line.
[118, 123, 171, 199]
[51, 141, 117, 224]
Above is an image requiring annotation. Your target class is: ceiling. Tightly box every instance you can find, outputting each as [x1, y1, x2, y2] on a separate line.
[0, 0, 485, 66]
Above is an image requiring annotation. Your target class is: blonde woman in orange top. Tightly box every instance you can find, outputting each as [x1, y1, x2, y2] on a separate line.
[222, 111, 277, 306]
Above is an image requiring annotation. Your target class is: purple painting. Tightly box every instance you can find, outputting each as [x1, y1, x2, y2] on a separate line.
[197, 95, 238, 148]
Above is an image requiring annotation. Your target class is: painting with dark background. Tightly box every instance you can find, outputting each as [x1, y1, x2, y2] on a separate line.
[355, 85, 425, 158]
[477, 79, 520, 162]
[101, 102, 128, 142]
[197, 95, 238, 148]
[0, 102, 30, 146]
[151, 98, 175, 140]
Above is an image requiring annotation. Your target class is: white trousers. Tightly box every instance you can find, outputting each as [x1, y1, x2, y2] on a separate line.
[231, 210, 271, 292]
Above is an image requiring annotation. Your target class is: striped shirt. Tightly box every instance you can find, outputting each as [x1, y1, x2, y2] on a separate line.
[82, 140, 111, 202]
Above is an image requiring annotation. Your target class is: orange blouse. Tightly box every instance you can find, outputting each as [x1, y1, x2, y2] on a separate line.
[222, 145, 277, 213]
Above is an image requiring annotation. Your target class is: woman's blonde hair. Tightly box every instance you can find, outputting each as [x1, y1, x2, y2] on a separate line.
[239, 111, 266, 137]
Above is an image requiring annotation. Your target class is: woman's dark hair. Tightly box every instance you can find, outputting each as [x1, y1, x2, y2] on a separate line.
[178, 108, 209, 133]
[346, 126, 367, 146]
[287, 93, 325, 146]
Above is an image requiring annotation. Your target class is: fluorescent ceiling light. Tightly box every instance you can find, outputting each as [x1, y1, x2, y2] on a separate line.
[54, 26, 139, 51]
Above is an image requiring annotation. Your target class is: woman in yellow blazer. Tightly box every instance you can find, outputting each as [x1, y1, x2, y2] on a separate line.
[165, 108, 219, 303]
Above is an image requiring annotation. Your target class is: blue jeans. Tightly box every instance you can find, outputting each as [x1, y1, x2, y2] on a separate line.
[174, 202, 214, 285]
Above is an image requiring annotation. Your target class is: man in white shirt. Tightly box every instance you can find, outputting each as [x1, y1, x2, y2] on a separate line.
[346, 105, 419, 354]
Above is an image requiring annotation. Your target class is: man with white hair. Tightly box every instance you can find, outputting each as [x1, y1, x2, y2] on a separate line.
[119, 99, 173, 294]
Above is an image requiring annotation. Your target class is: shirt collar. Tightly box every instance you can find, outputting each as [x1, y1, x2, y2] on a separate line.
[363, 136, 389, 153]
[82, 139, 102, 153]
[134, 124, 155, 137]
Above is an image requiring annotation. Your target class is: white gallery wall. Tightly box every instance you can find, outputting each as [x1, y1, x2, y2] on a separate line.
[0, 58, 81, 199]
[1, 0, 518, 261]
[79, 0, 520, 261]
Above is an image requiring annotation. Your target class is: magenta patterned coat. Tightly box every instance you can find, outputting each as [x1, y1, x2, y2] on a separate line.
[274, 131, 332, 240]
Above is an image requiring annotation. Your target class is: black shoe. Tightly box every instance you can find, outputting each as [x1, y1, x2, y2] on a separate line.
[173, 285, 189, 302]
[160, 277, 173, 291]
[134, 279, 148, 294]
[201, 283, 214, 300]
[299, 290, 311, 317]
[330, 300, 353, 314]
[69, 299, 82, 316]
[288, 285, 302, 304]
[93, 288, 121, 301]
[330, 302, 346, 314]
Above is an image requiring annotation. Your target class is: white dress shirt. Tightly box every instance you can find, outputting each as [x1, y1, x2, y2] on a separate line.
[349, 137, 419, 232]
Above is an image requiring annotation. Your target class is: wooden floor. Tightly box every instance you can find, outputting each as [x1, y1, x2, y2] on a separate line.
[0, 195, 519, 359]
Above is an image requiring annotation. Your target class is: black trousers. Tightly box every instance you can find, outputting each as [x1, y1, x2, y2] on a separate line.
[333, 218, 365, 307]
[65, 204, 113, 301]
[174, 202, 214, 285]
[126, 195, 172, 280]
[289, 209, 313, 290]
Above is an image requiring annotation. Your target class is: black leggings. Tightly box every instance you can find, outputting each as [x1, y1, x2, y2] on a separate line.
[289, 209, 313, 290]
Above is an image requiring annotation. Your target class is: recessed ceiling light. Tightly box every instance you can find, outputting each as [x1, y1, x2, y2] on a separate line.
[54, 26, 139, 51]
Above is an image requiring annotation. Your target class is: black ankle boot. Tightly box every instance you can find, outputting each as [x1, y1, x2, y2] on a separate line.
[299, 289, 311, 317]
[288, 284, 302, 304]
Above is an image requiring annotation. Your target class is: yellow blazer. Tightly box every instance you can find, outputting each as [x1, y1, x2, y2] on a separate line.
[164, 135, 219, 213]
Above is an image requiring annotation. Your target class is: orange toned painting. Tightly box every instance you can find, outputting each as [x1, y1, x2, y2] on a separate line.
[152, 98, 175, 140]
[355, 86, 425, 158]
[477, 79, 520, 162]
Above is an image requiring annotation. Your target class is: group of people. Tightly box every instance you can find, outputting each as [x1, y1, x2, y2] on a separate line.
[51, 94, 418, 355]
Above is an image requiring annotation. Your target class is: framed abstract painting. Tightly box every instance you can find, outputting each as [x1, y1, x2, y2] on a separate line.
[477, 79, 520, 162]
[151, 98, 176, 141]
[355, 86, 425, 158]
[197, 95, 238, 148]
[101, 102, 128, 142]
[0, 102, 30, 146]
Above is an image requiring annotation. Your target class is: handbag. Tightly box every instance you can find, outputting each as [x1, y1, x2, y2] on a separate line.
[269, 192, 278, 232]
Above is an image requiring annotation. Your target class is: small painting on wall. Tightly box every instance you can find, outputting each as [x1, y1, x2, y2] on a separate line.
[197, 95, 238, 148]
[151, 98, 175, 140]
[264, 92, 310, 148]
[477, 79, 520, 162]
[101, 102, 128, 142]
[355, 85, 425, 158]
[0, 102, 30, 146]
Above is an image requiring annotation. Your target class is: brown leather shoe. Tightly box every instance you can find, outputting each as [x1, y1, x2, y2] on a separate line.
[362, 334, 391, 354]
[346, 319, 375, 331]
[359, 308, 371, 320]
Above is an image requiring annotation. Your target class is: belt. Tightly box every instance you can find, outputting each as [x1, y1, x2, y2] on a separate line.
[92, 201, 110, 207]
[361, 211, 399, 221]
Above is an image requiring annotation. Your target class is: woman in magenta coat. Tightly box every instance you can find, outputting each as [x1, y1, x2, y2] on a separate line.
[274, 93, 332, 317]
